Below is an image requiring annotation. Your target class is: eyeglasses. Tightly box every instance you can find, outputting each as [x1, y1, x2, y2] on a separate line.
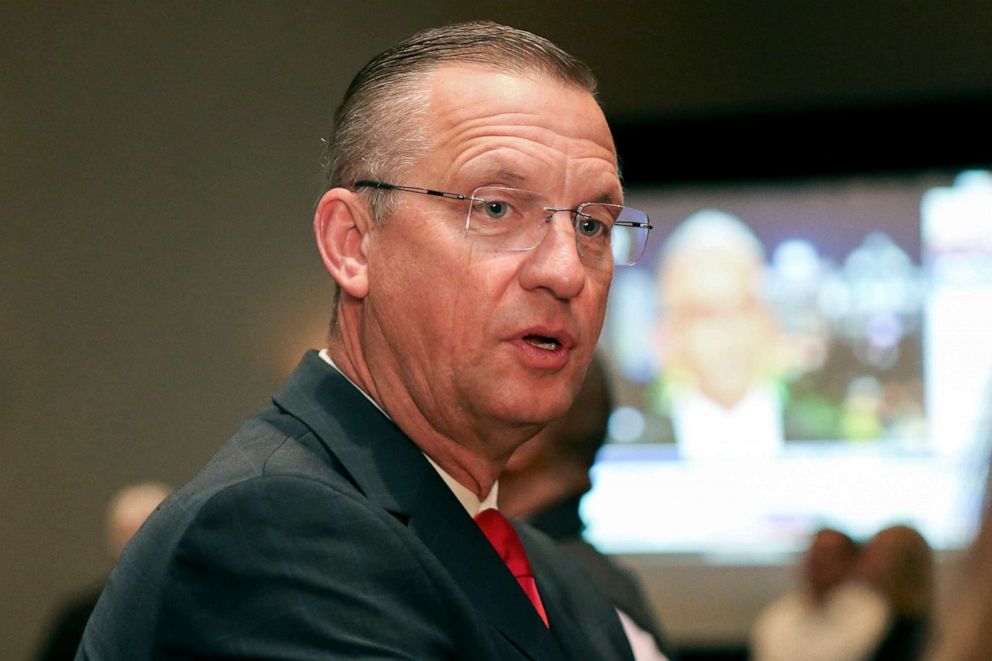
[353, 180, 652, 267]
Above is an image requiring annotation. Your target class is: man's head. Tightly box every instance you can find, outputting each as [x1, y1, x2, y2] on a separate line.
[322, 21, 599, 224]
[857, 524, 934, 615]
[655, 209, 778, 408]
[501, 353, 613, 517]
[318, 21, 605, 329]
[803, 527, 860, 602]
[105, 481, 171, 561]
[313, 23, 622, 494]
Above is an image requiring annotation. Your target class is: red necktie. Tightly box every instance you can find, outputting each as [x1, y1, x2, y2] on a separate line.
[474, 508, 549, 627]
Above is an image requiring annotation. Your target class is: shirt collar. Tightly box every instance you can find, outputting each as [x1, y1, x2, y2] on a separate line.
[423, 453, 499, 517]
[318, 348, 388, 417]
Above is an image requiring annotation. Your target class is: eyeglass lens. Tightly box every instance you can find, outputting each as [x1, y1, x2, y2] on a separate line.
[466, 187, 649, 266]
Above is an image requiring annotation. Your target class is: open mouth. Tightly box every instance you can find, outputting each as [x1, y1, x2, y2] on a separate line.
[524, 334, 561, 351]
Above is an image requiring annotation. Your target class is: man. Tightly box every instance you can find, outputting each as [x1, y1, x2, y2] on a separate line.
[501, 354, 671, 660]
[751, 528, 890, 661]
[857, 525, 933, 661]
[35, 483, 170, 661]
[650, 209, 788, 460]
[78, 21, 651, 660]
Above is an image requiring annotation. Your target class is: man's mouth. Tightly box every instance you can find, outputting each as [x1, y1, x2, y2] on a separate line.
[524, 334, 562, 351]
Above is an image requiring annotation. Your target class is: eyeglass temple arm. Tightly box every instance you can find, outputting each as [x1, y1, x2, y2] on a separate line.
[353, 180, 469, 201]
[615, 220, 654, 230]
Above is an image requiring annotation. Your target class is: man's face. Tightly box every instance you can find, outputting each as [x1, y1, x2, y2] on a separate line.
[804, 530, 856, 595]
[361, 65, 619, 454]
[661, 249, 774, 408]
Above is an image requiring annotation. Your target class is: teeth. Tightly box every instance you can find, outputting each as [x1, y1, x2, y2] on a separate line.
[526, 337, 559, 351]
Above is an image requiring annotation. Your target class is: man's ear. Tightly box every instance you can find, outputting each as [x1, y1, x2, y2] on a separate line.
[313, 187, 371, 299]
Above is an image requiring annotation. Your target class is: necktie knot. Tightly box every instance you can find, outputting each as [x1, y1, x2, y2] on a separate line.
[475, 508, 531, 576]
[475, 508, 549, 627]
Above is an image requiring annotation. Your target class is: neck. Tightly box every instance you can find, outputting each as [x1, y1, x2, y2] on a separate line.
[327, 305, 537, 500]
[500, 466, 589, 519]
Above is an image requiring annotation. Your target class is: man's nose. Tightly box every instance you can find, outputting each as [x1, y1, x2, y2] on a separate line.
[518, 211, 586, 300]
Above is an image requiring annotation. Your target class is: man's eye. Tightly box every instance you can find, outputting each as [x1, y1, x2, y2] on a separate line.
[483, 201, 510, 219]
[577, 216, 605, 237]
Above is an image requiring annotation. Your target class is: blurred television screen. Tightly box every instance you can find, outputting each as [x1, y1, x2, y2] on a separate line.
[584, 169, 992, 559]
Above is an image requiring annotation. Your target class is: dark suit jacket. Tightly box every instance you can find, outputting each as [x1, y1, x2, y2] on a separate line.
[78, 351, 633, 660]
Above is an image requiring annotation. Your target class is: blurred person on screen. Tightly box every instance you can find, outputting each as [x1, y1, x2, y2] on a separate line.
[857, 525, 934, 661]
[751, 527, 890, 661]
[76, 21, 649, 661]
[501, 353, 671, 661]
[34, 482, 170, 661]
[650, 209, 791, 460]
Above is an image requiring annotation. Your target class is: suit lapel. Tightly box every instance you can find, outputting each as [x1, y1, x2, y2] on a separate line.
[403, 487, 565, 659]
[272, 351, 565, 660]
[521, 531, 608, 660]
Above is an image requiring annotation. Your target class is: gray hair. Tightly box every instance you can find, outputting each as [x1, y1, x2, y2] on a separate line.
[321, 20, 599, 223]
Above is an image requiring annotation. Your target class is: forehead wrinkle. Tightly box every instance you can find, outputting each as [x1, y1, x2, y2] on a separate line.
[437, 131, 619, 199]
[436, 105, 611, 140]
[560, 155, 623, 204]
[453, 149, 622, 209]
[426, 66, 614, 147]
[424, 70, 620, 200]
[444, 117, 615, 160]
[429, 102, 616, 164]
[449, 144, 557, 185]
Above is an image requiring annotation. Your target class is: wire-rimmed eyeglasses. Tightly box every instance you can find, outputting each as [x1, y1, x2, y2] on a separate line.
[353, 180, 652, 267]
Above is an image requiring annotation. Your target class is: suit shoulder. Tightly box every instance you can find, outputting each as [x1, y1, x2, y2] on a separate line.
[171, 405, 356, 509]
[84, 473, 463, 659]
[156, 474, 479, 657]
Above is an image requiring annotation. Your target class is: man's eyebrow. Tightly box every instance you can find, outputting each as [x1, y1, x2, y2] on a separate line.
[588, 190, 623, 205]
[471, 166, 623, 203]
[477, 167, 527, 185]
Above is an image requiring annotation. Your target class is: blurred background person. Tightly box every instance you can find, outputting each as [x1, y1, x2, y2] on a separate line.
[33, 481, 171, 661]
[931, 478, 992, 661]
[650, 209, 792, 460]
[751, 527, 890, 661]
[857, 525, 934, 661]
[501, 354, 671, 661]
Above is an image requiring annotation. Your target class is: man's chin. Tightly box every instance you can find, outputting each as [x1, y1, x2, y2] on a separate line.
[475, 359, 582, 424]
[519, 393, 576, 427]
[484, 393, 571, 429]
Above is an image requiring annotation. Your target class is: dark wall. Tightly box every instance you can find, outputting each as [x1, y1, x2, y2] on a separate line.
[4, 2, 992, 658]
